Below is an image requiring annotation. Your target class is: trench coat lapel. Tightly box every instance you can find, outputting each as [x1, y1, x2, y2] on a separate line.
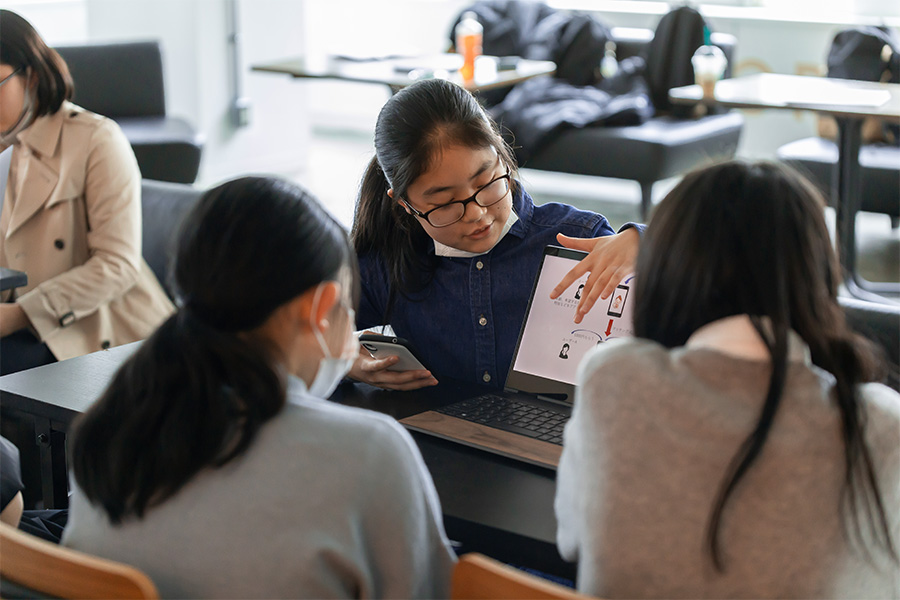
[5, 113, 63, 238]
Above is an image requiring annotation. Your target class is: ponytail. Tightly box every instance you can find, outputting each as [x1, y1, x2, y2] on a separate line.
[351, 156, 436, 311]
[70, 310, 283, 524]
[70, 176, 351, 524]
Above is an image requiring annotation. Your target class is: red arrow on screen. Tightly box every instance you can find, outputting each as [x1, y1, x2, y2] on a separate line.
[605, 319, 613, 337]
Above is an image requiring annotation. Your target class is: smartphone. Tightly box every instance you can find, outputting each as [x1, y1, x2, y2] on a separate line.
[358, 333, 427, 372]
[607, 284, 630, 318]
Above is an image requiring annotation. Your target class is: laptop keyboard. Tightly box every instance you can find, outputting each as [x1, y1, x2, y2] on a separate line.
[436, 394, 568, 445]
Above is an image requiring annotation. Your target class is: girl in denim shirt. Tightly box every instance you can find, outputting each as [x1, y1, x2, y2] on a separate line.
[350, 79, 642, 390]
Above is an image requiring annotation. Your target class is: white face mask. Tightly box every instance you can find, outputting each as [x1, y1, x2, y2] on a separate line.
[308, 284, 356, 398]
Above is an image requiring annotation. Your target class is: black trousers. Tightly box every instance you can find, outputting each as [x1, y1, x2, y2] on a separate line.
[0, 330, 56, 376]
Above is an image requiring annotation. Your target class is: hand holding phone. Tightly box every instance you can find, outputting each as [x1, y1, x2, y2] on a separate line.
[358, 334, 427, 372]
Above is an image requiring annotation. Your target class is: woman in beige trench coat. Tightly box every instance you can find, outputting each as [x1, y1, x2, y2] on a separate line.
[0, 10, 173, 375]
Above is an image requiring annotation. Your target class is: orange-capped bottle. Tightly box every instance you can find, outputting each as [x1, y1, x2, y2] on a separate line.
[455, 11, 483, 83]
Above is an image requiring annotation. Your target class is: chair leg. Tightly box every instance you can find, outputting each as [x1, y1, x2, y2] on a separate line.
[640, 182, 654, 221]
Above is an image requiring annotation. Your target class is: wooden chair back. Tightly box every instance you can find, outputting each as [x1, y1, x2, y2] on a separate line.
[452, 552, 594, 600]
[0, 521, 158, 599]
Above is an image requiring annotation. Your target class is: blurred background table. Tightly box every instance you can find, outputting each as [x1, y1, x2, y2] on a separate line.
[252, 53, 556, 95]
[670, 73, 900, 303]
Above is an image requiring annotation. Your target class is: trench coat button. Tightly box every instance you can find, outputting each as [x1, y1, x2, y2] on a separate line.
[59, 312, 75, 327]
[101, 340, 111, 350]
[54, 239, 64, 250]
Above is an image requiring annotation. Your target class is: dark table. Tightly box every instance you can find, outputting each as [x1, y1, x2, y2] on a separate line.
[0, 267, 27, 292]
[670, 73, 900, 302]
[0, 342, 573, 578]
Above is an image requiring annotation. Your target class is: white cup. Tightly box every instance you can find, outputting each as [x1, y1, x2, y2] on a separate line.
[691, 45, 727, 98]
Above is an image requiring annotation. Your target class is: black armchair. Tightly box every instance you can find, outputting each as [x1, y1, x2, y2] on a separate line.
[776, 138, 899, 228]
[55, 41, 204, 184]
[522, 27, 744, 220]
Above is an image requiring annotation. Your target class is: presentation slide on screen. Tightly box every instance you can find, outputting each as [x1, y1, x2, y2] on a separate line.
[513, 255, 634, 385]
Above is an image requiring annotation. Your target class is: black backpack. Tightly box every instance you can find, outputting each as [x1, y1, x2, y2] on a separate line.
[827, 26, 900, 84]
[449, 1, 611, 89]
[643, 5, 707, 115]
[825, 26, 899, 144]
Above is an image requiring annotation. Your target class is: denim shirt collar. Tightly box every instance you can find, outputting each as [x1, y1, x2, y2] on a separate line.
[508, 182, 532, 240]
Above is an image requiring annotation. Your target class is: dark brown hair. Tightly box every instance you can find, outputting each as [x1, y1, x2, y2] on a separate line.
[633, 160, 895, 571]
[351, 78, 516, 317]
[70, 177, 357, 524]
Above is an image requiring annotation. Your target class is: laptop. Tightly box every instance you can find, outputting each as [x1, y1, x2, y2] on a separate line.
[401, 245, 634, 469]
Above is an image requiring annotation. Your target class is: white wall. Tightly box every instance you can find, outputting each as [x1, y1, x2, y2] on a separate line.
[0, 0, 88, 43]
[82, 0, 309, 185]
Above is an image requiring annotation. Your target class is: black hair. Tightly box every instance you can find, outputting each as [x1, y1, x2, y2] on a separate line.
[351, 78, 517, 319]
[70, 176, 356, 524]
[632, 160, 895, 571]
[0, 9, 73, 117]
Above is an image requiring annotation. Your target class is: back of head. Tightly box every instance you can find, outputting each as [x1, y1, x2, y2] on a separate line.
[352, 78, 516, 299]
[0, 9, 73, 117]
[173, 176, 355, 331]
[71, 176, 355, 524]
[634, 160, 840, 349]
[633, 159, 894, 570]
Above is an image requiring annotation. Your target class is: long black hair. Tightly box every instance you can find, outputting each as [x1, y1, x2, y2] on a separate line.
[632, 160, 895, 571]
[351, 78, 517, 315]
[70, 176, 355, 524]
[0, 9, 73, 117]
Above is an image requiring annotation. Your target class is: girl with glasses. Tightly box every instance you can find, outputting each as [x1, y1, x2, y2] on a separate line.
[555, 161, 899, 598]
[63, 177, 455, 598]
[351, 78, 642, 390]
[0, 10, 173, 375]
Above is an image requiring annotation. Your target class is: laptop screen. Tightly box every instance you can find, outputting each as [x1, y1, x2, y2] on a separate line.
[505, 246, 634, 400]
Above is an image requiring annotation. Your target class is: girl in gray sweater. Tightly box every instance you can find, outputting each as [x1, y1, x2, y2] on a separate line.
[62, 177, 455, 598]
[556, 160, 899, 598]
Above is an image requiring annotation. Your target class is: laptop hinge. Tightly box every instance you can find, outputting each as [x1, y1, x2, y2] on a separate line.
[504, 388, 569, 405]
[537, 393, 570, 404]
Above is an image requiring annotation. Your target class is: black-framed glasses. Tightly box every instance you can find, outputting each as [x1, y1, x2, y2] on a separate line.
[401, 169, 511, 228]
[0, 68, 22, 88]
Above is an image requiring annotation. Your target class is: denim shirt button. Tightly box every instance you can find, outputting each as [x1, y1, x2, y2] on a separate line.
[482, 371, 491, 383]
[476, 260, 484, 270]
[478, 315, 487, 327]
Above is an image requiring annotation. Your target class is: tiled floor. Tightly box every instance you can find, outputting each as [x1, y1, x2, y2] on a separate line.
[288, 127, 899, 298]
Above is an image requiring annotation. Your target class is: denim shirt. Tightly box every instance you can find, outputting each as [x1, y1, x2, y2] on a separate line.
[357, 184, 641, 389]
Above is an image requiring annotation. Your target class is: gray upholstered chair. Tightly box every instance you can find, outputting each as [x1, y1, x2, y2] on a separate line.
[839, 296, 900, 391]
[55, 41, 204, 184]
[521, 27, 744, 220]
[140, 179, 203, 298]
